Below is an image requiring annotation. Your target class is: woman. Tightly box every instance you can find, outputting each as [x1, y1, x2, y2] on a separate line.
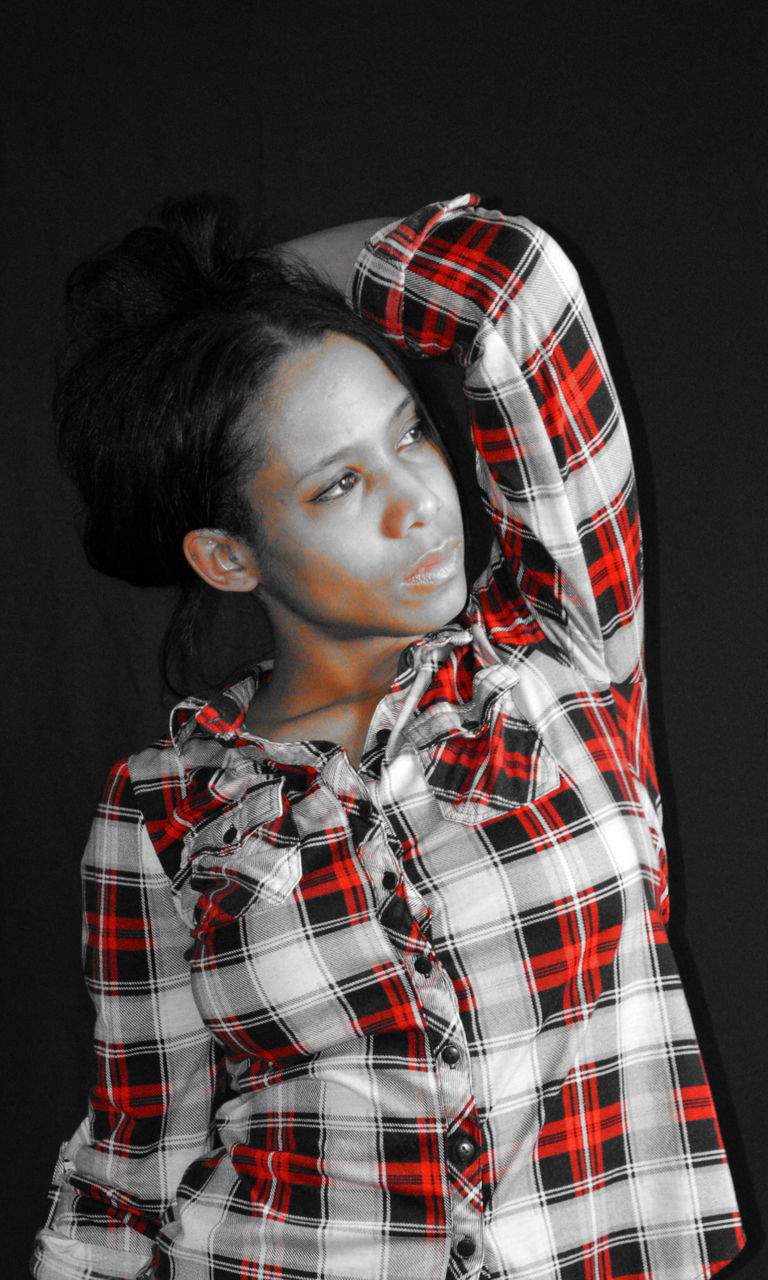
[32, 194, 744, 1279]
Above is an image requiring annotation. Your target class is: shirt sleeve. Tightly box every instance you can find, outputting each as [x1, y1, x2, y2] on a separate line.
[32, 759, 223, 1280]
[348, 194, 644, 689]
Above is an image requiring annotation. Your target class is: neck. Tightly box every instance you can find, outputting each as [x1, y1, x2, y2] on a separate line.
[256, 605, 417, 727]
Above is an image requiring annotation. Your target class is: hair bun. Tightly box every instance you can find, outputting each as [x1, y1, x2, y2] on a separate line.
[63, 194, 268, 343]
[158, 193, 249, 279]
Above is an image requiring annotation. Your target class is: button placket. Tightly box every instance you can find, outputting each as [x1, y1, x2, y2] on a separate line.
[370, 743, 485, 1271]
[445, 1123, 484, 1275]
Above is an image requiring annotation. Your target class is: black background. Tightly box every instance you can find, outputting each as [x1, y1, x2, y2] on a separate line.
[3, 2, 766, 1274]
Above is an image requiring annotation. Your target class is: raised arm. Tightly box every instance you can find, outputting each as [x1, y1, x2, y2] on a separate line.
[32, 761, 223, 1280]
[278, 218, 393, 294]
[347, 194, 644, 689]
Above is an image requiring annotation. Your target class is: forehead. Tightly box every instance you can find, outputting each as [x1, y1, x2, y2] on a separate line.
[255, 334, 410, 480]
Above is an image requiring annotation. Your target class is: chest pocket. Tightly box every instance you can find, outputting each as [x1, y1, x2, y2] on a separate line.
[177, 776, 302, 933]
[419, 683, 560, 826]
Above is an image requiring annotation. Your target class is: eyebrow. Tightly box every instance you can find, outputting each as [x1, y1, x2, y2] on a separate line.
[295, 392, 416, 485]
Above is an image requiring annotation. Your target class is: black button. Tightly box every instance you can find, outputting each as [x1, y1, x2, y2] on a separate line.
[223, 825, 237, 843]
[456, 1236, 475, 1258]
[442, 1042, 461, 1066]
[382, 870, 398, 891]
[414, 955, 432, 976]
[451, 1137, 476, 1166]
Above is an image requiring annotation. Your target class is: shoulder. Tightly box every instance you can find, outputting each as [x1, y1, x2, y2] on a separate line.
[126, 731, 186, 797]
[117, 733, 193, 878]
[99, 670, 266, 875]
[80, 738, 183, 864]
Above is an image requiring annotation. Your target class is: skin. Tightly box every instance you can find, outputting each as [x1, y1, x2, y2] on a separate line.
[184, 333, 467, 764]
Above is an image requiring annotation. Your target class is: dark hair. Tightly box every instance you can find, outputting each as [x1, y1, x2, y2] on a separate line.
[54, 193, 412, 689]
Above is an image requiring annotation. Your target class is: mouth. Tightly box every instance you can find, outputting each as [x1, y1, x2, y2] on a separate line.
[403, 537, 464, 587]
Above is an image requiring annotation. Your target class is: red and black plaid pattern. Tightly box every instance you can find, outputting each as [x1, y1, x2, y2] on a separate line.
[34, 198, 743, 1280]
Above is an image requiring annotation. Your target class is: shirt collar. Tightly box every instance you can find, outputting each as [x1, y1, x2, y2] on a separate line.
[167, 606, 486, 761]
[169, 662, 269, 754]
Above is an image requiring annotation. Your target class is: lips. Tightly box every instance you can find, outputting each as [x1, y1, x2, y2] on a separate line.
[404, 537, 463, 586]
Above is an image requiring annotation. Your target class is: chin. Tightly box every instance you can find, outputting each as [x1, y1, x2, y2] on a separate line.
[417, 580, 469, 634]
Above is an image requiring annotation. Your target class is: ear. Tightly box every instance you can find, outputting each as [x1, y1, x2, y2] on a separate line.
[183, 528, 260, 593]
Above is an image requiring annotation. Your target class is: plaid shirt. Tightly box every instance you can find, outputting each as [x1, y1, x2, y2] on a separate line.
[33, 197, 744, 1280]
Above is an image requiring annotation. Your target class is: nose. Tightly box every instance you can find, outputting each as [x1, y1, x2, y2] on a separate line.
[380, 466, 439, 539]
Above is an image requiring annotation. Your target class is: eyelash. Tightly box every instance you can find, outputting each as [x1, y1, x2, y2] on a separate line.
[311, 422, 427, 504]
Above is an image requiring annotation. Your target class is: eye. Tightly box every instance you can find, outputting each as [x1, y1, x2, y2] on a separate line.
[398, 422, 426, 448]
[311, 470, 359, 503]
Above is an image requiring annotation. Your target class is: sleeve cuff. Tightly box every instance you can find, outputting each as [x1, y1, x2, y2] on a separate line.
[347, 193, 481, 343]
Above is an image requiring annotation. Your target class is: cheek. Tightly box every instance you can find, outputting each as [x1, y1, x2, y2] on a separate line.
[260, 526, 369, 603]
[426, 446, 462, 504]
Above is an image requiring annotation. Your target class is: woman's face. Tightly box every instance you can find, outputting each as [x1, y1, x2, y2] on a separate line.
[246, 334, 467, 642]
